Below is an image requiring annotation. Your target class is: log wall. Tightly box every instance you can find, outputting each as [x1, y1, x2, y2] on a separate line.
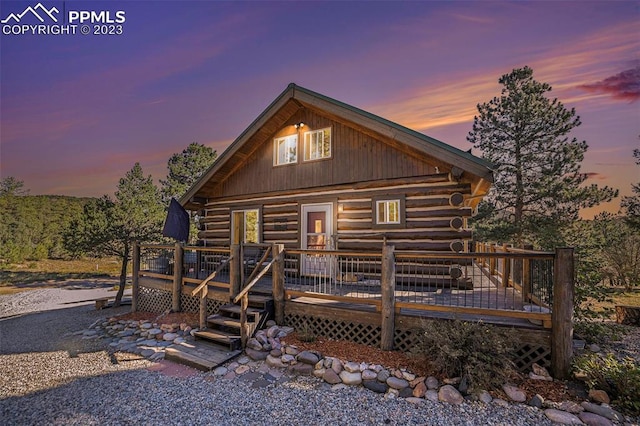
[199, 175, 473, 253]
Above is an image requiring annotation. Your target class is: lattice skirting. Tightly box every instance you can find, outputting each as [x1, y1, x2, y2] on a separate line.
[514, 343, 551, 371]
[284, 312, 382, 347]
[137, 287, 172, 313]
[180, 294, 226, 315]
[284, 311, 550, 373]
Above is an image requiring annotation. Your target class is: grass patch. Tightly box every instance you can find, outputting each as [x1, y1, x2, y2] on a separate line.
[0, 258, 124, 294]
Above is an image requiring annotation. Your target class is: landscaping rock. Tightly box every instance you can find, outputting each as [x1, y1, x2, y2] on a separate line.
[296, 351, 320, 365]
[528, 394, 544, 409]
[362, 379, 387, 394]
[322, 368, 342, 385]
[376, 369, 390, 383]
[502, 384, 527, 402]
[426, 376, 439, 389]
[339, 370, 362, 386]
[412, 380, 427, 398]
[558, 401, 584, 414]
[245, 348, 268, 361]
[478, 390, 493, 404]
[580, 402, 624, 422]
[588, 389, 610, 404]
[213, 366, 228, 376]
[544, 409, 583, 425]
[246, 338, 262, 351]
[331, 358, 343, 374]
[399, 387, 414, 398]
[386, 376, 409, 390]
[405, 397, 425, 405]
[438, 385, 464, 404]
[361, 369, 377, 381]
[343, 361, 360, 373]
[265, 354, 286, 368]
[578, 412, 614, 426]
[289, 363, 313, 375]
[425, 389, 439, 403]
[532, 363, 551, 378]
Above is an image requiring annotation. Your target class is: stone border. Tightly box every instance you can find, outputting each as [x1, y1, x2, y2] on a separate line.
[80, 318, 631, 426]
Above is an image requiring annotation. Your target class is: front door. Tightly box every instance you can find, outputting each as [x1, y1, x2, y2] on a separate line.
[301, 203, 333, 276]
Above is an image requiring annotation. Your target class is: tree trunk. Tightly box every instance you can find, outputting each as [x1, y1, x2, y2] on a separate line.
[114, 245, 129, 307]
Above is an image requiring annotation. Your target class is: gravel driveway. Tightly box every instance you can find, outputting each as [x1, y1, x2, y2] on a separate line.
[0, 286, 560, 425]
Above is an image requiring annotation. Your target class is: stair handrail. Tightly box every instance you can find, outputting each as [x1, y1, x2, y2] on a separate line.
[242, 246, 272, 290]
[191, 256, 233, 329]
[233, 252, 281, 304]
[190, 255, 234, 296]
[234, 252, 283, 348]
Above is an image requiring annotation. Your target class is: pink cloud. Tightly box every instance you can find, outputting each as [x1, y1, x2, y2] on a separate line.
[579, 66, 640, 102]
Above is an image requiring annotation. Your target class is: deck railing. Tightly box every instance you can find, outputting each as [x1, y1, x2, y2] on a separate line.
[133, 241, 575, 378]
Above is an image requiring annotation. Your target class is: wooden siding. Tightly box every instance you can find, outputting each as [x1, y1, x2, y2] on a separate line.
[210, 108, 442, 198]
[199, 175, 473, 252]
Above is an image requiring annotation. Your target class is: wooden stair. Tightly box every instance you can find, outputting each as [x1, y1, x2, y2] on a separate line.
[193, 293, 274, 350]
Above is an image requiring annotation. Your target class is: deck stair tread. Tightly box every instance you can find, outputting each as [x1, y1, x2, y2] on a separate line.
[219, 305, 262, 315]
[206, 314, 243, 327]
[193, 292, 275, 351]
[165, 340, 241, 371]
[194, 329, 241, 341]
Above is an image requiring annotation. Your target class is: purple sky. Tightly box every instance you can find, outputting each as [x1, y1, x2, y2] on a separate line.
[1, 1, 638, 216]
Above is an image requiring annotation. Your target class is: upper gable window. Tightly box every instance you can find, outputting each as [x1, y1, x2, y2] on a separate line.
[274, 134, 298, 166]
[304, 128, 331, 161]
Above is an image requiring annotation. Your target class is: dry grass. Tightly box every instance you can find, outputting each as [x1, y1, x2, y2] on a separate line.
[0, 258, 123, 294]
[586, 287, 640, 319]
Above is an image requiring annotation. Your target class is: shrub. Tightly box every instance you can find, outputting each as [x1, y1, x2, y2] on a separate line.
[411, 319, 520, 391]
[572, 352, 640, 415]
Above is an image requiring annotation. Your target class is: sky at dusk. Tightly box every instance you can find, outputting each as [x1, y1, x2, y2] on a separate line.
[1, 0, 638, 217]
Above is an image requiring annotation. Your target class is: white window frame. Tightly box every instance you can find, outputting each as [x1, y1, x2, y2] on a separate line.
[303, 127, 331, 161]
[273, 134, 298, 166]
[376, 199, 401, 225]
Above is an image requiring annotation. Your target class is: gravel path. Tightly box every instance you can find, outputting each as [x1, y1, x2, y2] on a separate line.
[0, 287, 558, 426]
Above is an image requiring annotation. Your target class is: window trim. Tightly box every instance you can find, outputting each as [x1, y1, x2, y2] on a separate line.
[273, 134, 298, 166]
[303, 127, 332, 162]
[372, 195, 405, 229]
[231, 208, 261, 244]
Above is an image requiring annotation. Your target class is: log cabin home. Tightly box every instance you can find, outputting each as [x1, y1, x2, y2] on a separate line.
[181, 83, 494, 283]
[136, 84, 572, 375]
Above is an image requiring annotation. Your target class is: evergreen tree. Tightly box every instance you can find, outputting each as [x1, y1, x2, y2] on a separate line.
[467, 66, 617, 247]
[64, 163, 164, 305]
[160, 143, 217, 204]
[621, 148, 640, 231]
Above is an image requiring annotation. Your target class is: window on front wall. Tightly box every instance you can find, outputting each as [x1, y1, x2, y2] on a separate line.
[376, 199, 401, 224]
[304, 128, 331, 161]
[274, 135, 297, 166]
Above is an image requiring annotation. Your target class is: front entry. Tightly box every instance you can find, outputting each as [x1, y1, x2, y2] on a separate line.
[301, 203, 334, 276]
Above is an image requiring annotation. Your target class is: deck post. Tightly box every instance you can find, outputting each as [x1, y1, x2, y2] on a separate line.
[551, 247, 575, 379]
[502, 244, 511, 287]
[131, 241, 140, 312]
[172, 242, 183, 312]
[380, 244, 396, 351]
[272, 243, 285, 325]
[230, 244, 241, 300]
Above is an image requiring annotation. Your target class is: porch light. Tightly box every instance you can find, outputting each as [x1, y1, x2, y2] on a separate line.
[294, 122, 305, 129]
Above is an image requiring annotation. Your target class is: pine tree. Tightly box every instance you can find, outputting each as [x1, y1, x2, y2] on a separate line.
[621, 148, 640, 231]
[65, 163, 164, 305]
[160, 143, 217, 204]
[467, 66, 617, 247]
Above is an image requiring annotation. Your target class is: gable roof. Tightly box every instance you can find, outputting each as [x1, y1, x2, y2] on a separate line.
[181, 83, 493, 207]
